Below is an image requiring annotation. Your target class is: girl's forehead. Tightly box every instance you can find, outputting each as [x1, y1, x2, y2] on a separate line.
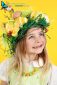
[27, 27, 43, 35]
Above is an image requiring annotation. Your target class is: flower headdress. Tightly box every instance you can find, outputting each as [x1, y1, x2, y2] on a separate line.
[0, 1, 50, 59]
[3, 12, 50, 53]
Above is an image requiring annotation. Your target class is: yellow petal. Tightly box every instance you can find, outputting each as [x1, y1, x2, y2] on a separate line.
[18, 17, 28, 25]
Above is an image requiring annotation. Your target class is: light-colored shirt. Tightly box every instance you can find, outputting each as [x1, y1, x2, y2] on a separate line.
[0, 58, 57, 85]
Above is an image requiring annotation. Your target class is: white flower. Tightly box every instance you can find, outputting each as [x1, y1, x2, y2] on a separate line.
[6, 7, 12, 11]
[42, 14, 49, 23]
[35, 12, 49, 23]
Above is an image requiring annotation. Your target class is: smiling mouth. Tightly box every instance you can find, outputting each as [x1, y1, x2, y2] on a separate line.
[33, 45, 43, 49]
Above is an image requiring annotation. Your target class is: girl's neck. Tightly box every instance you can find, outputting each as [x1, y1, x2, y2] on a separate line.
[22, 54, 39, 72]
[24, 53, 38, 62]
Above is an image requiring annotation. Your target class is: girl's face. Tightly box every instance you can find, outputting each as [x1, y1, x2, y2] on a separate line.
[26, 27, 46, 55]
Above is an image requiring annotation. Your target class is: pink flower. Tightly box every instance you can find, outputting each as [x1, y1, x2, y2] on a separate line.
[13, 11, 21, 19]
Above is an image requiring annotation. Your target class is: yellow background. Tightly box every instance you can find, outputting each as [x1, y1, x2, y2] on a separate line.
[0, 0, 57, 65]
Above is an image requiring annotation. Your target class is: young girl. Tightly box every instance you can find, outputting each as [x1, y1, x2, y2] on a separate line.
[0, 12, 57, 85]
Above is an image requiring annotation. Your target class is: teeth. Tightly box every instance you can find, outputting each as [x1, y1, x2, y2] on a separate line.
[33, 45, 42, 48]
[33, 47, 38, 48]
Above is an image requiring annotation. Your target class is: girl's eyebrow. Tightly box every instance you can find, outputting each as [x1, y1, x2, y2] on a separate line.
[26, 31, 43, 37]
[26, 33, 35, 37]
[28, 34, 34, 36]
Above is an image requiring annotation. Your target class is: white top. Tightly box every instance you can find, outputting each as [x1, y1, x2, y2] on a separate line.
[0, 58, 57, 85]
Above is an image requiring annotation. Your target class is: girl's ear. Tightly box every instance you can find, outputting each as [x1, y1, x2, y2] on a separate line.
[0, 80, 8, 85]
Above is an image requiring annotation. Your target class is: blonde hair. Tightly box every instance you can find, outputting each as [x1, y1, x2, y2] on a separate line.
[12, 34, 50, 75]
[8, 29, 51, 85]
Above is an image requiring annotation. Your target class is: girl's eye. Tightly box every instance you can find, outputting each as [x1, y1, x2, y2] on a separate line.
[28, 36, 34, 39]
[39, 33, 44, 36]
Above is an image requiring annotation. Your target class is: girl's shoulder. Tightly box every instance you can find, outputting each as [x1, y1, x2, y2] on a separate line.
[51, 64, 57, 79]
[52, 64, 57, 74]
[0, 57, 15, 69]
[51, 64, 57, 78]
[0, 57, 15, 82]
[50, 64, 57, 85]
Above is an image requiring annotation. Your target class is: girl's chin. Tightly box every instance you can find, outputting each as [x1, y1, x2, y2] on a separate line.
[33, 51, 43, 54]
[32, 49, 43, 54]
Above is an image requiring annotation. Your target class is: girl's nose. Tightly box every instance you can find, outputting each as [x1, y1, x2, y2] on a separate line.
[35, 37, 41, 43]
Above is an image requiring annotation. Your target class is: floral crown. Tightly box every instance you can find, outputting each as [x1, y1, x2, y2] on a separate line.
[3, 12, 50, 53]
[0, 1, 50, 58]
